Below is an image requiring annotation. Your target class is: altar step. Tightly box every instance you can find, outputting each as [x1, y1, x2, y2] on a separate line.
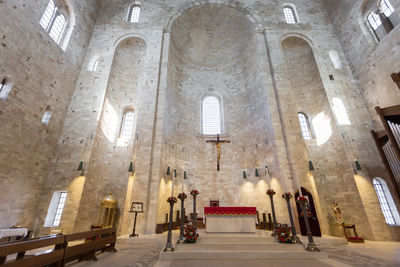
[158, 232, 328, 263]
[159, 250, 328, 260]
[176, 243, 305, 251]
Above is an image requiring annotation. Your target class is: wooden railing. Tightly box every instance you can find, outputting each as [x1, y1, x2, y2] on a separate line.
[0, 228, 116, 267]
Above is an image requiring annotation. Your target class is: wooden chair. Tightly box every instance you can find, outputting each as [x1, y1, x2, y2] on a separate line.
[342, 224, 364, 243]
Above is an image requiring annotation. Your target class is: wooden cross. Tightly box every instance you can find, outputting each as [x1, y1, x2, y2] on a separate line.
[206, 134, 231, 171]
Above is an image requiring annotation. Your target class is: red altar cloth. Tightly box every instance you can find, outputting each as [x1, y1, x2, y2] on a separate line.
[204, 207, 257, 216]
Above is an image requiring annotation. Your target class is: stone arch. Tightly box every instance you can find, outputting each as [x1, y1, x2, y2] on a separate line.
[165, 0, 263, 32]
[358, 0, 381, 43]
[280, 32, 314, 48]
[59, 0, 76, 51]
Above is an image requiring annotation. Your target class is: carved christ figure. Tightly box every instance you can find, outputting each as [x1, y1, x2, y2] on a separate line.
[206, 134, 231, 171]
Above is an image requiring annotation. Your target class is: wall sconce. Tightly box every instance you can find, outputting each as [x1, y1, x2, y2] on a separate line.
[255, 168, 260, 177]
[166, 166, 170, 175]
[355, 159, 362, 170]
[128, 162, 135, 174]
[184, 171, 187, 179]
[174, 169, 177, 177]
[77, 161, 84, 175]
[265, 165, 270, 176]
[308, 160, 315, 171]
[243, 171, 247, 179]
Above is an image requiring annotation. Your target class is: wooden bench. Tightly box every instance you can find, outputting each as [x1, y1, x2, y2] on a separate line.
[0, 228, 116, 266]
[65, 228, 116, 262]
[0, 235, 65, 267]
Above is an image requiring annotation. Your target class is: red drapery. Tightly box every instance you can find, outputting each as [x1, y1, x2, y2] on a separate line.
[204, 207, 257, 216]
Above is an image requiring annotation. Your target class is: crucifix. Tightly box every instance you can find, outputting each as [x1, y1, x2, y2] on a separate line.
[206, 134, 231, 171]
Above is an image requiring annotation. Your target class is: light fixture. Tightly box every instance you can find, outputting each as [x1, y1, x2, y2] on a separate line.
[243, 171, 247, 179]
[128, 162, 134, 173]
[255, 168, 260, 177]
[77, 161, 83, 171]
[355, 159, 362, 170]
[308, 160, 315, 171]
[166, 166, 170, 175]
[184, 171, 187, 179]
[174, 169, 177, 177]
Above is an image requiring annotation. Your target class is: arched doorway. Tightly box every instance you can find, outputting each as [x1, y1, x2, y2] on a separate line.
[295, 187, 321, 236]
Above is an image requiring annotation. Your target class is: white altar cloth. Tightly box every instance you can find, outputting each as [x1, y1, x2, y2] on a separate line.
[0, 228, 28, 239]
[205, 215, 256, 233]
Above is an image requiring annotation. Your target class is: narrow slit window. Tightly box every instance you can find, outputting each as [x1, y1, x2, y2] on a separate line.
[129, 6, 141, 23]
[283, 7, 297, 24]
[298, 113, 312, 140]
[120, 110, 135, 138]
[329, 50, 342, 69]
[0, 78, 13, 100]
[373, 179, 396, 225]
[202, 96, 222, 135]
[42, 106, 52, 125]
[44, 191, 68, 228]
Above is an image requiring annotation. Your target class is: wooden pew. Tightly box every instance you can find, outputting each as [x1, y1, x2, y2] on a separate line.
[64, 228, 116, 262]
[0, 228, 117, 266]
[0, 234, 65, 267]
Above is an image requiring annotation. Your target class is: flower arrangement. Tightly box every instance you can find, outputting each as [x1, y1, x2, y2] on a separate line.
[167, 197, 177, 203]
[282, 192, 292, 200]
[266, 189, 276, 196]
[300, 209, 314, 218]
[190, 189, 199, 196]
[178, 192, 187, 200]
[184, 221, 199, 243]
[276, 224, 293, 243]
[296, 196, 308, 203]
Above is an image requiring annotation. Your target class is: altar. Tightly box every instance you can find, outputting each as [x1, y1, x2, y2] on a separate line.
[204, 207, 257, 233]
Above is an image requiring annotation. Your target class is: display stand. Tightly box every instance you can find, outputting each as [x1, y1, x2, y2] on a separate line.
[129, 202, 143, 238]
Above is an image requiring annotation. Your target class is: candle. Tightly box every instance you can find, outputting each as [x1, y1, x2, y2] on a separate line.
[171, 174, 174, 197]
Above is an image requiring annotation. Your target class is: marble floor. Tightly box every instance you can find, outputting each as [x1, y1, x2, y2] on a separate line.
[66, 231, 400, 267]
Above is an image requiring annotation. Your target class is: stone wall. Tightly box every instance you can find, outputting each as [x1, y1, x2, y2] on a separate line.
[1, 0, 399, 241]
[323, 0, 400, 129]
[0, 0, 101, 229]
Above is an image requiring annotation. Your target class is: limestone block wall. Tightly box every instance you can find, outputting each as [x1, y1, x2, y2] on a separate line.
[1, 0, 396, 240]
[323, 0, 400, 129]
[0, 0, 101, 229]
[158, 4, 286, 226]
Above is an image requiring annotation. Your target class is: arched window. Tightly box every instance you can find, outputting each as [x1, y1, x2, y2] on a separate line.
[44, 191, 67, 227]
[283, 6, 298, 24]
[373, 178, 400, 225]
[329, 50, 342, 69]
[332, 98, 350, 125]
[42, 105, 52, 125]
[120, 110, 135, 138]
[298, 112, 312, 140]
[88, 54, 100, 71]
[367, 11, 382, 30]
[40, 0, 67, 44]
[202, 96, 222, 135]
[366, 0, 398, 41]
[0, 77, 13, 100]
[128, 2, 141, 23]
